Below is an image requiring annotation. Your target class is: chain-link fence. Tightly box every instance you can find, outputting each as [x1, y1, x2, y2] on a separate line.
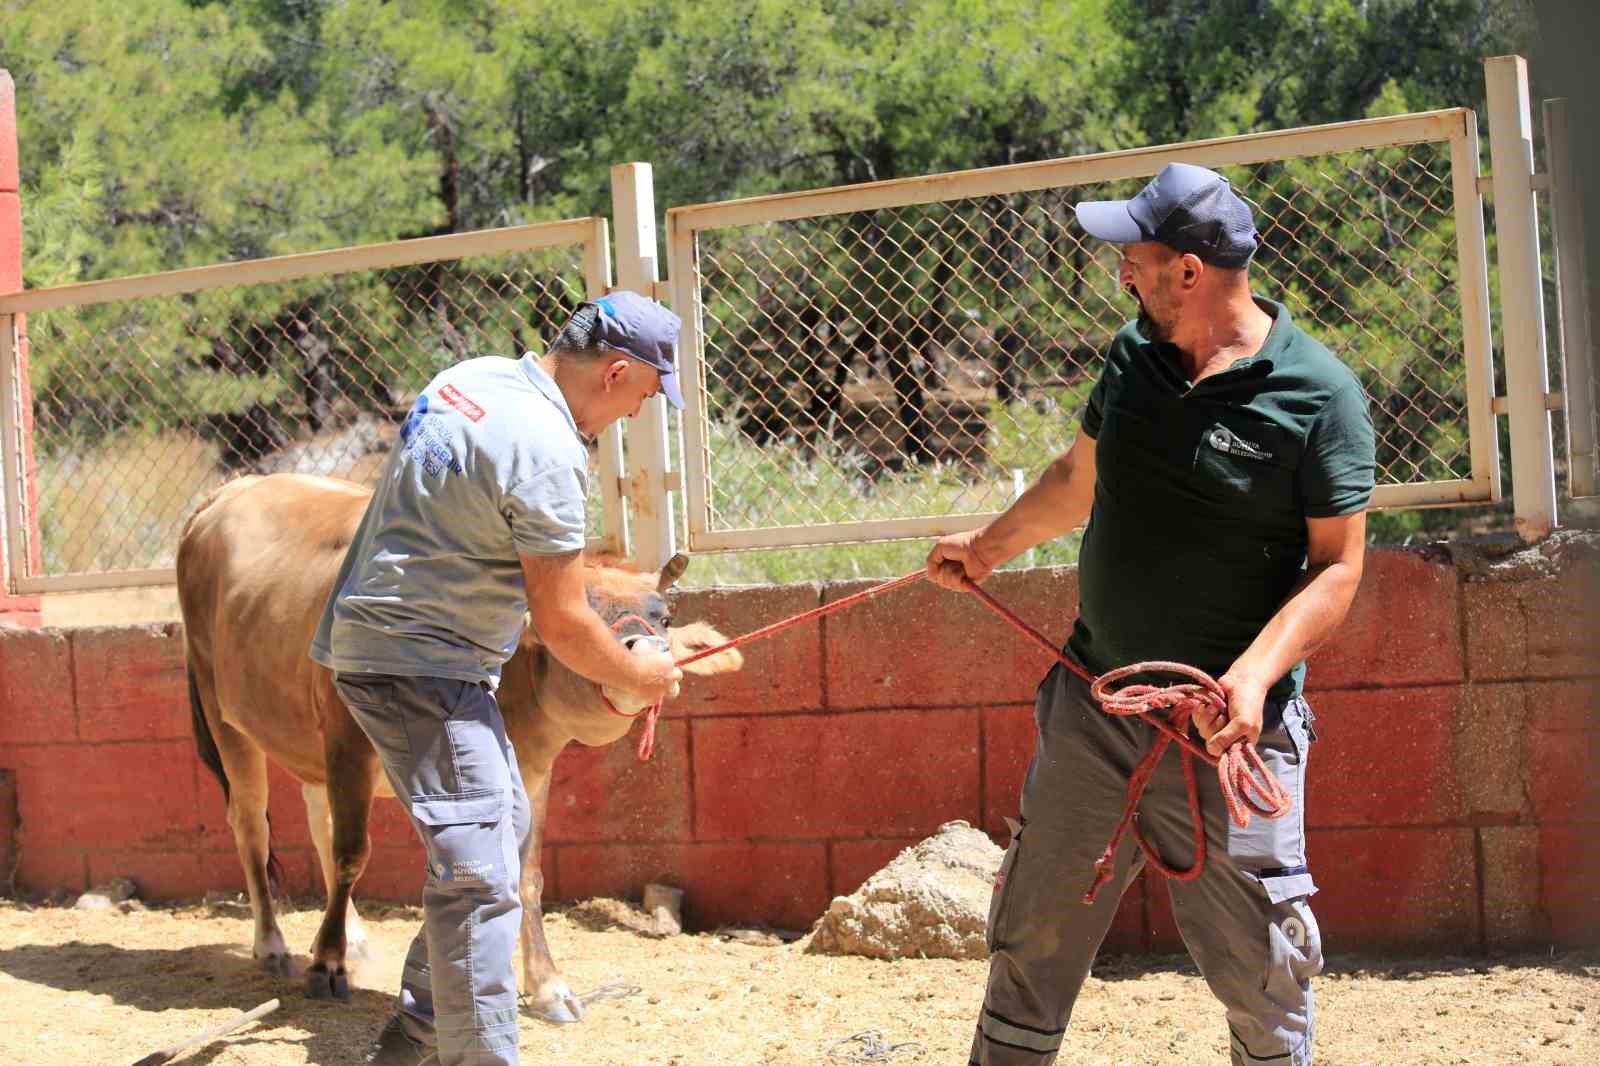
[670, 110, 1497, 551]
[1, 220, 614, 588]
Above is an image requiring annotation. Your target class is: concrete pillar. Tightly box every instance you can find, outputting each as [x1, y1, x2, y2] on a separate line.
[0, 69, 42, 626]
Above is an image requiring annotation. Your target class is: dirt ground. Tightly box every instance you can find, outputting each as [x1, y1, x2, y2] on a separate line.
[0, 898, 1595, 1066]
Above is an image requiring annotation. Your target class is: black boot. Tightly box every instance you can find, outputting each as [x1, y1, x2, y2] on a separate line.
[364, 1015, 439, 1065]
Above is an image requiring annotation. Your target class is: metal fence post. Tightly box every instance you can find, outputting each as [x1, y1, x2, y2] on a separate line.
[0, 314, 28, 591]
[609, 162, 677, 570]
[0, 68, 42, 617]
[1485, 55, 1560, 541]
[1543, 96, 1598, 498]
[581, 218, 630, 554]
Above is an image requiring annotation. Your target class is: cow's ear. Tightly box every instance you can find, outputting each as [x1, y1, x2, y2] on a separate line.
[519, 611, 544, 649]
[657, 552, 689, 593]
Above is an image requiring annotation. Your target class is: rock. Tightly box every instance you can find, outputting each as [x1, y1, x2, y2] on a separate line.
[253, 414, 391, 478]
[75, 877, 139, 911]
[94, 877, 138, 901]
[643, 883, 684, 937]
[805, 820, 1003, 960]
[204, 890, 250, 917]
[1444, 529, 1600, 581]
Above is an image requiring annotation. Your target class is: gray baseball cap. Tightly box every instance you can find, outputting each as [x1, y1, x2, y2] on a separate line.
[1075, 162, 1259, 267]
[587, 290, 684, 409]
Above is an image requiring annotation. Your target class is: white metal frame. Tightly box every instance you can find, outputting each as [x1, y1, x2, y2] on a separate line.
[1544, 96, 1597, 499]
[0, 217, 620, 594]
[611, 163, 676, 571]
[666, 109, 1501, 553]
[1485, 57, 1560, 541]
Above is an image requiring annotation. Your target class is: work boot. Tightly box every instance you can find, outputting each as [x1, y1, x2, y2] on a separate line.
[364, 1014, 439, 1065]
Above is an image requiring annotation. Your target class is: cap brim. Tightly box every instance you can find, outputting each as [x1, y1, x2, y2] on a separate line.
[659, 368, 685, 411]
[1074, 199, 1145, 243]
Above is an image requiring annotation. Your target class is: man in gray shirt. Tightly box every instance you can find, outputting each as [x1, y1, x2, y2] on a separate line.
[311, 291, 685, 1066]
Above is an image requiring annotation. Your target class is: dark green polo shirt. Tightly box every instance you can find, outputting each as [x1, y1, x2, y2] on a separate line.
[1067, 299, 1375, 699]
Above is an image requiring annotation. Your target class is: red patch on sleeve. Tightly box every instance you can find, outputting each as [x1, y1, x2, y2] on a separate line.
[439, 384, 486, 422]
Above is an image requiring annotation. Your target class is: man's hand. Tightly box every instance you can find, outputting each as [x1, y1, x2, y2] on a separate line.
[1203, 671, 1268, 757]
[628, 649, 683, 705]
[926, 529, 995, 591]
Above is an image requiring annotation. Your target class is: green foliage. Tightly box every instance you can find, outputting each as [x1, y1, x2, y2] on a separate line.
[0, 0, 1541, 581]
[1108, 0, 1534, 141]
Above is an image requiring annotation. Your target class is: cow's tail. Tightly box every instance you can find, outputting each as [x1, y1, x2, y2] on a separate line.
[189, 666, 284, 898]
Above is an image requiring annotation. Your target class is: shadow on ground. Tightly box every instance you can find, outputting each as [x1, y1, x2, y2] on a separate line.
[0, 939, 390, 1064]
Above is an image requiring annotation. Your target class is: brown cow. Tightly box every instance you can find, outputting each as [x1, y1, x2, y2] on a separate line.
[176, 472, 741, 1022]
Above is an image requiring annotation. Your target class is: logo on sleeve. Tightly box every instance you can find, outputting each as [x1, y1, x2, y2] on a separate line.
[439, 383, 486, 422]
[1206, 425, 1273, 461]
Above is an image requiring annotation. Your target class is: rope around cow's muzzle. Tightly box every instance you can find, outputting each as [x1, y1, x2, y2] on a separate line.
[614, 569, 1292, 900]
[597, 614, 672, 760]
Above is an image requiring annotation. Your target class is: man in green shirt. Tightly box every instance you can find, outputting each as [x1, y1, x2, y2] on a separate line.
[928, 162, 1375, 1066]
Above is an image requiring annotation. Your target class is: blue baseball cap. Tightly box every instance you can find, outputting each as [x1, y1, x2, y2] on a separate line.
[1075, 162, 1259, 268]
[587, 290, 684, 410]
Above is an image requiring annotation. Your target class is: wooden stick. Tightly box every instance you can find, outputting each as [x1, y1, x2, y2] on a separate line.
[129, 998, 281, 1066]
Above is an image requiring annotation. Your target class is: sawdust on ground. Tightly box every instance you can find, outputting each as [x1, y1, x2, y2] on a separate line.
[0, 898, 1595, 1065]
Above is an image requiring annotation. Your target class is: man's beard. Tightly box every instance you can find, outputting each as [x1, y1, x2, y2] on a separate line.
[1133, 290, 1169, 344]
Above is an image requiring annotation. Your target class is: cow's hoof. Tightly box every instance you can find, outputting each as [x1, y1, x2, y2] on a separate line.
[305, 963, 351, 1002]
[256, 951, 292, 978]
[524, 986, 584, 1025]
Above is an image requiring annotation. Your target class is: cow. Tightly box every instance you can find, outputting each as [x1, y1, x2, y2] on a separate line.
[175, 472, 743, 1023]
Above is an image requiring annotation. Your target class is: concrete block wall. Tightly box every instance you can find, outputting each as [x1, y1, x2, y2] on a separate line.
[1, 543, 1595, 951]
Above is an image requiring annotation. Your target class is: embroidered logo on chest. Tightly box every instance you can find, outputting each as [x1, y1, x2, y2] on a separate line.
[1206, 425, 1274, 461]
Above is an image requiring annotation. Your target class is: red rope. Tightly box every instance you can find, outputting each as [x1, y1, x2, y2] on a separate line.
[597, 614, 668, 760]
[613, 569, 1291, 897]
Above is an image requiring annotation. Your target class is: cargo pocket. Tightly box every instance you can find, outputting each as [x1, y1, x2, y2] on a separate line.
[1283, 698, 1316, 759]
[410, 791, 509, 887]
[987, 816, 1025, 952]
[1233, 695, 1317, 905]
[1265, 897, 1324, 1003]
[1246, 866, 1318, 905]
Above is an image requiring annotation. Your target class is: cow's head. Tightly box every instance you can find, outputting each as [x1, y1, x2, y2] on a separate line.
[506, 553, 743, 731]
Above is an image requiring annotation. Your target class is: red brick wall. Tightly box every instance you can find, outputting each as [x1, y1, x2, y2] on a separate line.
[0, 545, 1595, 951]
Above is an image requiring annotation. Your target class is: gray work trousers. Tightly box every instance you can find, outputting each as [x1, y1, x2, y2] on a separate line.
[336, 673, 531, 1066]
[974, 665, 1323, 1066]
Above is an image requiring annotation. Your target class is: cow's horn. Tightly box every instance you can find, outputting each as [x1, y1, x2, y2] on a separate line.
[657, 552, 690, 592]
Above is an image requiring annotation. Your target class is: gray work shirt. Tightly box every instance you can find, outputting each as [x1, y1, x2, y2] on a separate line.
[309, 354, 588, 687]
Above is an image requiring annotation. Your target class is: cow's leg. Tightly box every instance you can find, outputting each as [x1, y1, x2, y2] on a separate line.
[304, 782, 370, 962]
[518, 748, 584, 1023]
[304, 736, 379, 1001]
[209, 716, 293, 976]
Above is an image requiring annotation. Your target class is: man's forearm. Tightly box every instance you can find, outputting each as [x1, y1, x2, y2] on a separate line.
[534, 604, 658, 692]
[974, 443, 1095, 565]
[1227, 560, 1362, 689]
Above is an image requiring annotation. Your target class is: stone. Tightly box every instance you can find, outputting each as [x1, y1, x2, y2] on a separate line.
[1444, 529, 1600, 582]
[75, 876, 139, 910]
[805, 820, 1002, 960]
[643, 882, 684, 936]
